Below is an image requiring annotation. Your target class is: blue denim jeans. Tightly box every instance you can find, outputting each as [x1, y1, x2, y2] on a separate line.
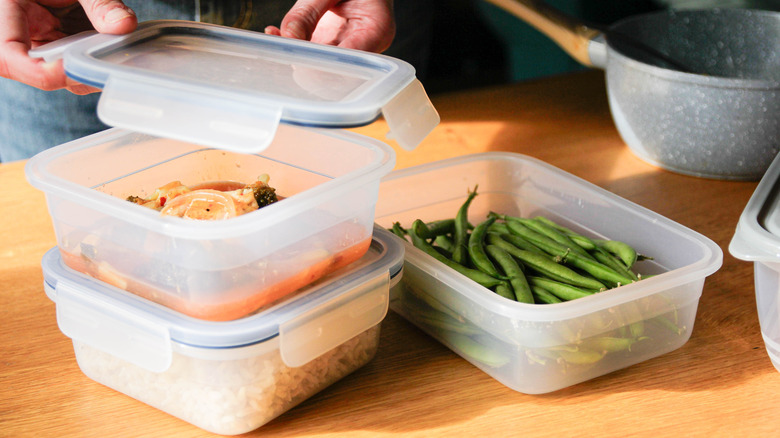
[0, 0, 432, 162]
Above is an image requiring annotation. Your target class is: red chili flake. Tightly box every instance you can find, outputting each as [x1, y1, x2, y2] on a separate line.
[159, 196, 167, 207]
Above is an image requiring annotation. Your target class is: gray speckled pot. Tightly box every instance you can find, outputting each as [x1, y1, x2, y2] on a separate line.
[484, 2, 780, 180]
[600, 9, 780, 181]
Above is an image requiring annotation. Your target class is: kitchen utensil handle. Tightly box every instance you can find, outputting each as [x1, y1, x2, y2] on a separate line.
[482, 0, 602, 67]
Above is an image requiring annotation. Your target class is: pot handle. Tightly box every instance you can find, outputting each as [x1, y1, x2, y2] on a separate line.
[481, 0, 605, 68]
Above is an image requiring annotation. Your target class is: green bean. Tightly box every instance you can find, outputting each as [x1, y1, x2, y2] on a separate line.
[494, 214, 589, 257]
[522, 217, 595, 260]
[390, 222, 407, 240]
[582, 311, 613, 335]
[532, 215, 570, 232]
[402, 283, 464, 322]
[554, 321, 579, 344]
[560, 250, 635, 287]
[433, 245, 453, 259]
[494, 282, 516, 301]
[498, 217, 634, 286]
[568, 234, 597, 251]
[453, 187, 478, 265]
[486, 244, 534, 304]
[418, 218, 456, 239]
[442, 332, 510, 368]
[468, 217, 500, 277]
[607, 301, 645, 339]
[533, 218, 642, 281]
[409, 219, 505, 289]
[596, 239, 638, 269]
[533, 216, 598, 251]
[412, 219, 461, 241]
[487, 233, 607, 290]
[592, 247, 639, 282]
[411, 220, 432, 241]
[528, 276, 597, 301]
[530, 284, 562, 304]
[434, 234, 455, 253]
[532, 344, 606, 364]
[614, 321, 630, 339]
[525, 350, 549, 365]
[489, 231, 547, 255]
[525, 347, 562, 363]
[580, 336, 642, 353]
[650, 314, 684, 335]
[553, 347, 605, 364]
[515, 220, 629, 284]
[413, 310, 482, 336]
[621, 301, 646, 338]
[487, 221, 510, 235]
[500, 216, 574, 255]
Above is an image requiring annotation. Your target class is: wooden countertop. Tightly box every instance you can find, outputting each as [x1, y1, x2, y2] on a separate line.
[2, 70, 774, 437]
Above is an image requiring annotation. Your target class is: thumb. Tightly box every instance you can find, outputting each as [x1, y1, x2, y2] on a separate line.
[279, 0, 339, 40]
[77, 0, 137, 34]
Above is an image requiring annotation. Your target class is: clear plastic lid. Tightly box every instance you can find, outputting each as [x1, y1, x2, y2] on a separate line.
[730, 153, 780, 263]
[30, 21, 439, 153]
[41, 226, 404, 372]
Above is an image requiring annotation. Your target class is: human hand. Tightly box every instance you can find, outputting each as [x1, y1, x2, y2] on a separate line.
[265, 0, 395, 53]
[0, 0, 137, 94]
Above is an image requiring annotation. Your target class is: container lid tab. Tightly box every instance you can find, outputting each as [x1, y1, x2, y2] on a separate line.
[382, 78, 440, 150]
[97, 75, 282, 153]
[730, 153, 780, 262]
[54, 279, 173, 373]
[279, 270, 389, 367]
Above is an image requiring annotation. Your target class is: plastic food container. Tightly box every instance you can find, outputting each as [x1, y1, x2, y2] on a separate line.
[375, 152, 722, 394]
[26, 125, 394, 321]
[26, 20, 438, 321]
[41, 226, 403, 436]
[730, 153, 780, 372]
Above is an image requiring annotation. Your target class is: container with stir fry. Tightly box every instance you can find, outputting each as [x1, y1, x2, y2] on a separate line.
[28, 127, 395, 321]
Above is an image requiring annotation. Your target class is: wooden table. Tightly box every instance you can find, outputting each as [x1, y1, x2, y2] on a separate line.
[2, 70, 775, 437]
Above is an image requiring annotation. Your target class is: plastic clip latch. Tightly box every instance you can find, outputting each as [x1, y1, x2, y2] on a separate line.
[98, 76, 283, 154]
[279, 271, 389, 368]
[381, 78, 440, 151]
[55, 280, 173, 373]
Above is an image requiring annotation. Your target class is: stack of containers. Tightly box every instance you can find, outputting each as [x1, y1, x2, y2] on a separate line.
[26, 20, 438, 434]
[39, 227, 404, 435]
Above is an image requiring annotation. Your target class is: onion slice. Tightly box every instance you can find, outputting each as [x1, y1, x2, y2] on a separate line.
[160, 189, 238, 220]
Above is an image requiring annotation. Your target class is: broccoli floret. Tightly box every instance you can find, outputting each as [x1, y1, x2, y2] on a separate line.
[253, 185, 278, 208]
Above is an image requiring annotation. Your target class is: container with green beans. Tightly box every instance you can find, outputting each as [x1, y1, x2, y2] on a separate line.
[376, 152, 722, 394]
[390, 187, 649, 306]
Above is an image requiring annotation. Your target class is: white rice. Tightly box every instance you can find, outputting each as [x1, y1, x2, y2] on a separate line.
[72, 325, 381, 435]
